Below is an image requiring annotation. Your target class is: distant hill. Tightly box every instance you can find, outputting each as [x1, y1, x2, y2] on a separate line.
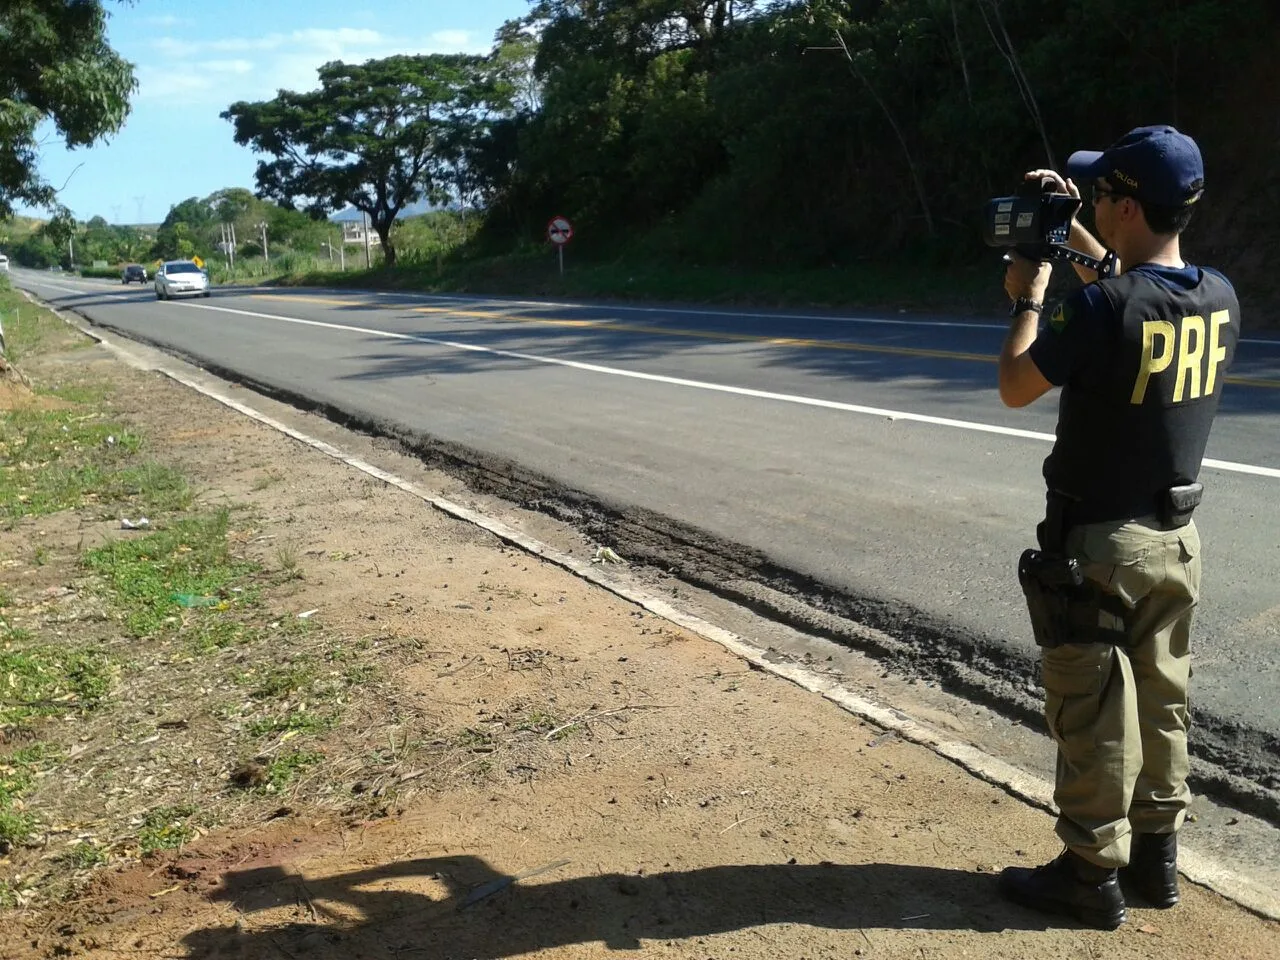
[0, 215, 46, 241]
[328, 199, 449, 223]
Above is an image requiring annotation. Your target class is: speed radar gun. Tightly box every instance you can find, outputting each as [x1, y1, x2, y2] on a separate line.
[984, 179, 1132, 648]
[982, 178, 1118, 278]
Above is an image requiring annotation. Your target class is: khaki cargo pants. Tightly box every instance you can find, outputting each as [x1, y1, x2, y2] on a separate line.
[1042, 517, 1201, 869]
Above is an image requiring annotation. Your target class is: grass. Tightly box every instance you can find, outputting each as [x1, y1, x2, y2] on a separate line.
[138, 804, 200, 854]
[0, 879, 24, 908]
[0, 408, 190, 522]
[340, 663, 377, 686]
[184, 615, 255, 653]
[40, 382, 112, 405]
[0, 743, 61, 852]
[515, 710, 560, 736]
[0, 810, 34, 852]
[76, 267, 122, 281]
[62, 841, 108, 869]
[0, 283, 69, 364]
[251, 470, 284, 491]
[276, 250, 1001, 315]
[264, 751, 323, 792]
[246, 710, 337, 739]
[248, 660, 317, 700]
[273, 541, 301, 578]
[82, 511, 259, 637]
[0, 640, 115, 726]
[454, 728, 494, 750]
[188, 206, 1001, 315]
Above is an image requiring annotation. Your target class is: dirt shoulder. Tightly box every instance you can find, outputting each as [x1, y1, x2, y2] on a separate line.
[0, 303, 1276, 959]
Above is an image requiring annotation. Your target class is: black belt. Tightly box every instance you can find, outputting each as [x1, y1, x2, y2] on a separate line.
[1039, 484, 1202, 553]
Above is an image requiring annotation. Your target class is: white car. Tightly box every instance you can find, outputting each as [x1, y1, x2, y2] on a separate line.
[154, 260, 210, 300]
[0, 253, 9, 271]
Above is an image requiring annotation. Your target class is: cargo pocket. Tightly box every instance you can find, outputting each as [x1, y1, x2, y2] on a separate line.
[1042, 645, 1106, 746]
[1073, 525, 1153, 609]
[1175, 525, 1202, 596]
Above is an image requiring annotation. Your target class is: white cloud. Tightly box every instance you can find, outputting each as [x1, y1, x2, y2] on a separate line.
[202, 59, 255, 76]
[136, 66, 214, 95]
[139, 27, 489, 103]
[430, 29, 474, 50]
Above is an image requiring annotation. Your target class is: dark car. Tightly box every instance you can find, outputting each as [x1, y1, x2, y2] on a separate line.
[121, 264, 148, 284]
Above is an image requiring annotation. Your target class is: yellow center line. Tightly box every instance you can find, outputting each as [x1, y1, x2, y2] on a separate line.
[249, 294, 1280, 388]
[255, 293, 365, 307]
[408, 305, 996, 362]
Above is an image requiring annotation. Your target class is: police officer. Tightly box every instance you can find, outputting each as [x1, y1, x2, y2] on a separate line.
[994, 126, 1240, 929]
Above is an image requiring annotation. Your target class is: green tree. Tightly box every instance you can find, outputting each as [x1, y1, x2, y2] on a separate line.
[222, 54, 506, 266]
[154, 196, 215, 260]
[0, 0, 137, 216]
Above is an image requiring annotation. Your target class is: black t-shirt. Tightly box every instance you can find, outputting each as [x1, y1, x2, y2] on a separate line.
[1028, 263, 1240, 523]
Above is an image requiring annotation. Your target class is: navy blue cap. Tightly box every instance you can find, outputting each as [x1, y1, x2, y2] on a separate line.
[1067, 125, 1205, 207]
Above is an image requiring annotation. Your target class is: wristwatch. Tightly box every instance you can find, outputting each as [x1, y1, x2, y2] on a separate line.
[1010, 297, 1044, 317]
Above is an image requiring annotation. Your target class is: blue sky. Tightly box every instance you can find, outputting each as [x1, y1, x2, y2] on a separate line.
[19, 0, 530, 224]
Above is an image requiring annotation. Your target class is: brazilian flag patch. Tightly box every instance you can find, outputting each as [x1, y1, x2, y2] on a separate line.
[1048, 302, 1069, 333]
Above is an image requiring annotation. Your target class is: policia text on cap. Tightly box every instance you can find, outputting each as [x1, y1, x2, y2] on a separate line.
[992, 126, 1240, 930]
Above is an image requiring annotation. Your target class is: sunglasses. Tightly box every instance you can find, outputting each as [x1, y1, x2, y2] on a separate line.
[1092, 184, 1130, 204]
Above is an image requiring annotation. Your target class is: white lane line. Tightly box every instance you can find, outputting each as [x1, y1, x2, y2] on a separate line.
[19, 272, 1280, 346]
[20, 281, 91, 296]
[169, 299, 1280, 480]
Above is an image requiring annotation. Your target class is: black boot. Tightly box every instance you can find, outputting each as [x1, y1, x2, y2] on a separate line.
[1122, 832, 1179, 908]
[998, 848, 1127, 930]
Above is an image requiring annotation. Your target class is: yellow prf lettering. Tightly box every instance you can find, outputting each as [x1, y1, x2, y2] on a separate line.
[1174, 315, 1205, 402]
[1204, 309, 1231, 397]
[1131, 320, 1176, 404]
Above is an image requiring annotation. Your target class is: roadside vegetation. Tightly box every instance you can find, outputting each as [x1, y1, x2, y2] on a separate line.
[1, 282, 582, 909]
[0, 296, 377, 906]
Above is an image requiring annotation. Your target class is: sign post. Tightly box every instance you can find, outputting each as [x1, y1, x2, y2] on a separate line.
[546, 215, 574, 276]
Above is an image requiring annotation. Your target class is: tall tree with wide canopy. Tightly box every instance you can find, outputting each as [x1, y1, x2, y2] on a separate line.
[222, 54, 509, 266]
[0, 0, 137, 216]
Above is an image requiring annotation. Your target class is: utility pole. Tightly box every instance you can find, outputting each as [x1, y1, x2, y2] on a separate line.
[68, 234, 75, 269]
[338, 231, 345, 271]
[362, 212, 372, 269]
[257, 221, 269, 263]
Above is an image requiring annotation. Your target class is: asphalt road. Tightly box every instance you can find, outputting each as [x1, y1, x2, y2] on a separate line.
[11, 268, 1280, 792]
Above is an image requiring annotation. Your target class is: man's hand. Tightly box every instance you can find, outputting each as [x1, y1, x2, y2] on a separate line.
[1025, 168, 1080, 199]
[1024, 167, 1112, 282]
[1004, 252, 1052, 305]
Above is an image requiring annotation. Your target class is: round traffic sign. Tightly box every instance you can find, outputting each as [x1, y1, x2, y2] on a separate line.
[547, 215, 574, 245]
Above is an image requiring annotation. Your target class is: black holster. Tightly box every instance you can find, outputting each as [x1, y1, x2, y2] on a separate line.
[1018, 549, 1128, 648]
[1020, 490, 1130, 648]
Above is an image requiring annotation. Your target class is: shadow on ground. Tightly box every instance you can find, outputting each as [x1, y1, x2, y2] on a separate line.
[180, 854, 1064, 958]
